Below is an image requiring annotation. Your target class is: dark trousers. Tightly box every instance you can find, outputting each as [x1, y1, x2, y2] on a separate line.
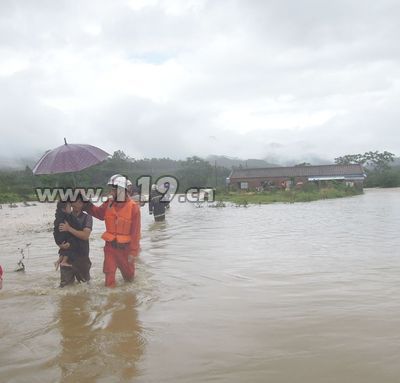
[60, 256, 91, 287]
[154, 214, 165, 222]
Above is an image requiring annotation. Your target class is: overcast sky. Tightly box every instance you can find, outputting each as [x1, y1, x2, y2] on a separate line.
[0, 0, 399, 163]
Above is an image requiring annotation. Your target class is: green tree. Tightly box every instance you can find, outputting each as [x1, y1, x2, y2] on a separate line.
[111, 150, 131, 162]
[334, 150, 395, 170]
[176, 156, 213, 191]
[335, 150, 398, 188]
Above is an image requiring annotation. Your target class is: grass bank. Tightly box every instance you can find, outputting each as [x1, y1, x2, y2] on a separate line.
[0, 193, 37, 204]
[216, 187, 363, 205]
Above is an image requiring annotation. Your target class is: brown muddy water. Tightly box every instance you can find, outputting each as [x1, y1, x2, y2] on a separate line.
[0, 188, 400, 383]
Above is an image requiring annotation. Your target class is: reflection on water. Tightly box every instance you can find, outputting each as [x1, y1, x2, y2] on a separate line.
[58, 293, 144, 383]
[148, 221, 170, 250]
[1, 188, 400, 382]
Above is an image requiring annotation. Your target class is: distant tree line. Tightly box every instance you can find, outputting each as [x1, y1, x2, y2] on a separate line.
[334, 151, 395, 171]
[1, 149, 398, 203]
[0, 151, 231, 203]
[335, 150, 400, 187]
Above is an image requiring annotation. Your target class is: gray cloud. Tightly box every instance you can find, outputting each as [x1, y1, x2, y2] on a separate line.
[0, 0, 399, 164]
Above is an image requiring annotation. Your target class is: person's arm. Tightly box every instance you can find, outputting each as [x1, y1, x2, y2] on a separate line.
[149, 195, 154, 214]
[129, 202, 141, 256]
[67, 226, 92, 241]
[58, 241, 70, 250]
[85, 200, 109, 221]
[59, 214, 93, 241]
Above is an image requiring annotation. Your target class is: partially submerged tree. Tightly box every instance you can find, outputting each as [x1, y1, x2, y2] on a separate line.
[334, 151, 395, 171]
[335, 150, 397, 188]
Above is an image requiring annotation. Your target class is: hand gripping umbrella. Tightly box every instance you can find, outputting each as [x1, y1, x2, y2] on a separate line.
[32, 138, 109, 175]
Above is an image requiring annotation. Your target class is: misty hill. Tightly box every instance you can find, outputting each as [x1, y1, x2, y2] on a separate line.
[0, 157, 37, 170]
[392, 157, 400, 167]
[2, 152, 399, 171]
[206, 155, 279, 169]
[263, 155, 333, 167]
[0, 154, 279, 171]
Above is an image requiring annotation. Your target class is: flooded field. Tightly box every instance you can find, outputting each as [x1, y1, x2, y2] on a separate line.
[1, 188, 400, 382]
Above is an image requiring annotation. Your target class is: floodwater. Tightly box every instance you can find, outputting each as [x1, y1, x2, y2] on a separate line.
[0, 188, 400, 383]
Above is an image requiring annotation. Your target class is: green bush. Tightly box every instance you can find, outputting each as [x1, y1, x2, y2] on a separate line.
[0, 193, 21, 204]
[217, 185, 362, 205]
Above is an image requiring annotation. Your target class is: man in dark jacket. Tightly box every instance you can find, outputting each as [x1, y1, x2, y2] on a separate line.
[149, 184, 167, 222]
[53, 201, 82, 268]
[57, 194, 93, 287]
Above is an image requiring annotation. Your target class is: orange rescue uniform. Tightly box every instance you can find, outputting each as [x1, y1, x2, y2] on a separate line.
[88, 198, 141, 287]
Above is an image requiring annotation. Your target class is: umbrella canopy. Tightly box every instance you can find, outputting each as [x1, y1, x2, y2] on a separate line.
[32, 139, 109, 175]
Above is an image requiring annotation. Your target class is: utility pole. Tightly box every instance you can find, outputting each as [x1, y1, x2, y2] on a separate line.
[214, 160, 217, 189]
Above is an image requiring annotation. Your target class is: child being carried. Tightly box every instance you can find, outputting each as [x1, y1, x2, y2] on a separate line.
[53, 201, 82, 269]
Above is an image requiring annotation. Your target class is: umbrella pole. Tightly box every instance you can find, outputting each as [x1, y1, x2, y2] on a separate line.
[72, 173, 77, 188]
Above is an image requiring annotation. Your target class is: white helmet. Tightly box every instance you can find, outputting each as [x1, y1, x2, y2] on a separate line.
[107, 174, 132, 189]
[151, 184, 157, 191]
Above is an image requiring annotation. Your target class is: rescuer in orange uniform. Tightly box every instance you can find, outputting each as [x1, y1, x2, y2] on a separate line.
[85, 175, 141, 287]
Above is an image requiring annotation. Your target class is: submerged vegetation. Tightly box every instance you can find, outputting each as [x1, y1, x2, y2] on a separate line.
[217, 185, 363, 205]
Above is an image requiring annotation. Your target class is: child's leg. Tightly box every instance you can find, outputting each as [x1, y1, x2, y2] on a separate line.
[54, 256, 62, 271]
[60, 256, 72, 267]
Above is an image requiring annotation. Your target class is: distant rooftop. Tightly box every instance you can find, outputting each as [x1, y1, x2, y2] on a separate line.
[229, 164, 365, 179]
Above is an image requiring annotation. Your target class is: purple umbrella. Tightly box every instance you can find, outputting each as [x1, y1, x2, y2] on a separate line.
[32, 138, 109, 175]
